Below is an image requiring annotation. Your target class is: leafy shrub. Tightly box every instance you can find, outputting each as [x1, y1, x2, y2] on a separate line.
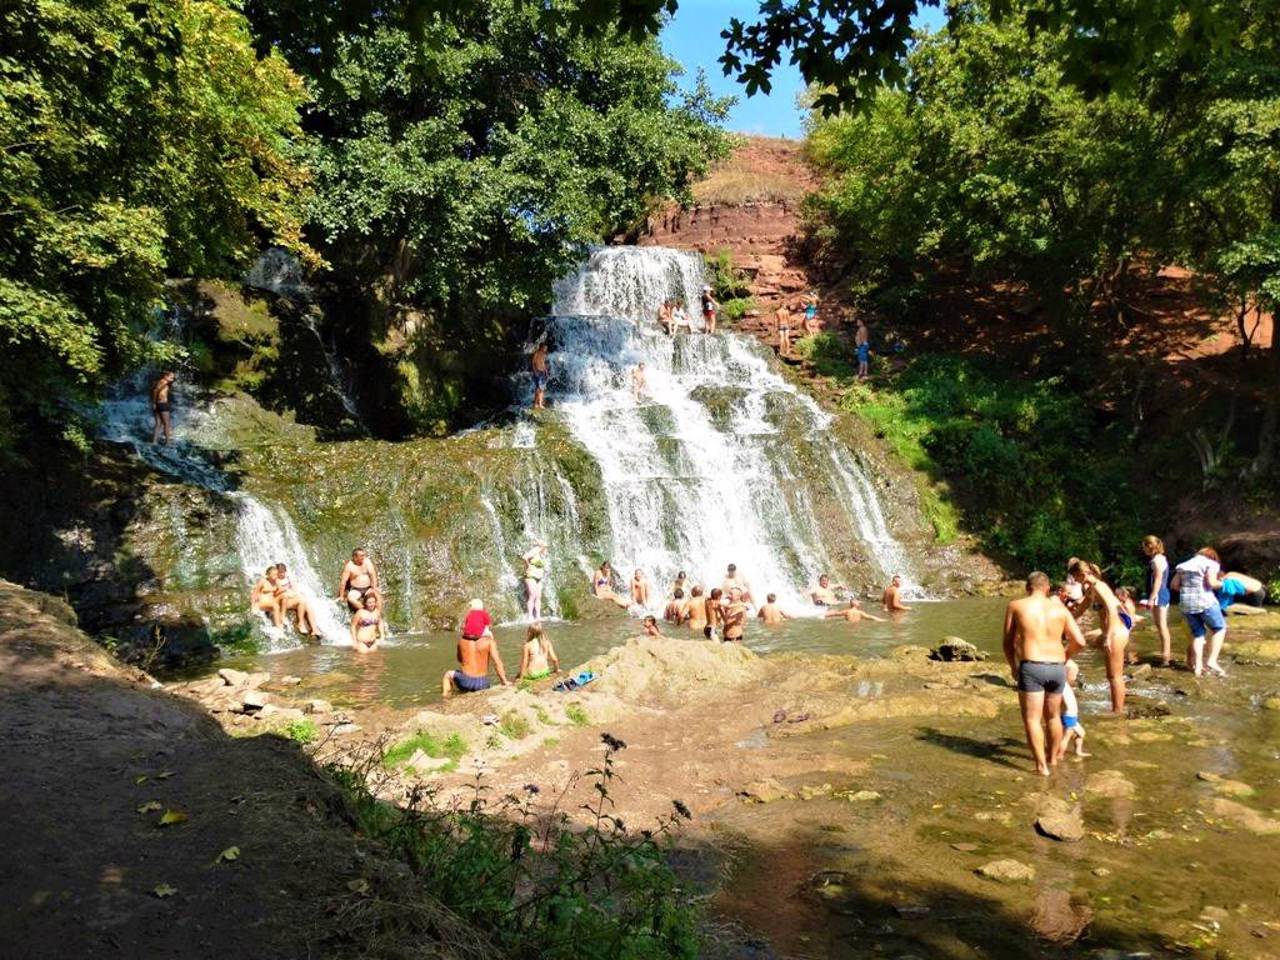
[565, 703, 590, 727]
[499, 711, 531, 740]
[705, 251, 752, 301]
[383, 731, 467, 771]
[281, 718, 319, 745]
[719, 297, 756, 322]
[331, 736, 701, 959]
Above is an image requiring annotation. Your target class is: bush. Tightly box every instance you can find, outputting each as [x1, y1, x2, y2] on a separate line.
[280, 718, 319, 745]
[718, 297, 756, 323]
[383, 731, 467, 772]
[565, 703, 590, 727]
[331, 735, 701, 959]
[705, 251, 752, 301]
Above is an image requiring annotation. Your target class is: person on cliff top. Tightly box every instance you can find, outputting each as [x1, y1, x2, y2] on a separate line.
[1055, 659, 1090, 761]
[774, 301, 793, 357]
[664, 588, 690, 625]
[824, 601, 885, 624]
[517, 623, 559, 680]
[1069, 560, 1129, 714]
[1171, 546, 1228, 677]
[721, 588, 748, 642]
[339, 547, 379, 612]
[251, 565, 284, 626]
[721, 563, 753, 605]
[1139, 535, 1173, 666]
[701, 285, 719, 334]
[882, 574, 911, 612]
[522, 540, 548, 621]
[274, 561, 321, 639]
[642, 615, 663, 637]
[1003, 570, 1085, 776]
[758, 593, 789, 624]
[350, 592, 386, 653]
[442, 599, 509, 696]
[530, 342, 551, 410]
[150, 370, 176, 444]
[855, 319, 870, 379]
[630, 362, 647, 401]
[630, 567, 651, 607]
[810, 573, 846, 606]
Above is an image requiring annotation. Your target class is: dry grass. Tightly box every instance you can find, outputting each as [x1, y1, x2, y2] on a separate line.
[691, 134, 815, 205]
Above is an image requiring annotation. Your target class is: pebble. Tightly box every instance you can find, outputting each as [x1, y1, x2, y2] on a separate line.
[1092, 867, 1111, 877]
[304, 699, 334, 715]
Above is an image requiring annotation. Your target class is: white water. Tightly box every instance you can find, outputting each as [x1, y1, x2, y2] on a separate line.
[542, 246, 915, 610]
[97, 338, 350, 649]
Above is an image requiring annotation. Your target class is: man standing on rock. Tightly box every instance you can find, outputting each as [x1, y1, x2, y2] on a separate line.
[855, 319, 870, 379]
[1003, 571, 1085, 776]
[530, 342, 551, 410]
[442, 599, 509, 696]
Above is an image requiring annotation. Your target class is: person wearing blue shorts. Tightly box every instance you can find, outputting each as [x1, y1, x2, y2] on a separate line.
[1172, 547, 1227, 677]
[1057, 660, 1090, 760]
[855, 318, 871, 379]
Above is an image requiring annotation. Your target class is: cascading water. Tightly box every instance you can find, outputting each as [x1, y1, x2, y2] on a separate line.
[539, 246, 915, 610]
[97, 315, 351, 649]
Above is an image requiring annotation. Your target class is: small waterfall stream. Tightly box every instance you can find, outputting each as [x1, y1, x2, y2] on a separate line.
[539, 246, 914, 609]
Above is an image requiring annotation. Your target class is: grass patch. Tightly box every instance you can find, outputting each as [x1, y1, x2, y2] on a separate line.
[533, 705, 551, 725]
[542, 736, 560, 749]
[565, 703, 590, 727]
[280, 718, 319, 745]
[499, 712, 531, 740]
[720, 297, 756, 323]
[693, 170, 808, 205]
[383, 731, 466, 772]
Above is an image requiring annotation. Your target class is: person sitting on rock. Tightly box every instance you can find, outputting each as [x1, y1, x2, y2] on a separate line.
[757, 593, 789, 624]
[338, 547, 379, 612]
[350, 592, 386, 653]
[517, 624, 559, 680]
[824, 601, 886, 624]
[882, 574, 911, 612]
[631, 567, 651, 607]
[591, 561, 630, 608]
[442, 599, 508, 696]
[274, 562, 320, 638]
[251, 565, 283, 627]
[810, 574, 845, 606]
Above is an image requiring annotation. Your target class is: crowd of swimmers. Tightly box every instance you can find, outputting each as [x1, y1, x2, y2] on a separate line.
[1004, 535, 1267, 776]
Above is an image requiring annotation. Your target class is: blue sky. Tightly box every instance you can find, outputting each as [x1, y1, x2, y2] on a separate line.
[661, 2, 947, 138]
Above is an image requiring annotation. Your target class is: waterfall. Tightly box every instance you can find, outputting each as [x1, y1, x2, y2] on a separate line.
[231, 494, 350, 647]
[542, 246, 914, 608]
[97, 335, 351, 649]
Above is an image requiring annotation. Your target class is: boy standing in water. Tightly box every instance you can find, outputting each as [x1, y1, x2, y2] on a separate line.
[1057, 659, 1090, 760]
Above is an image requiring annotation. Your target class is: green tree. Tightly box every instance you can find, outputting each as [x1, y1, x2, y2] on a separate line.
[257, 0, 730, 434]
[0, 0, 312, 455]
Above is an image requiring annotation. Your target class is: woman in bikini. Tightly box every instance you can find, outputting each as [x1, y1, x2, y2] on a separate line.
[522, 541, 548, 620]
[591, 561, 630, 608]
[517, 624, 560, 680]
[251, 565, 283, 627]
[350, 592, 386, 652]
[274, 562, 321, 638]
[1069, 560, 1127, 714]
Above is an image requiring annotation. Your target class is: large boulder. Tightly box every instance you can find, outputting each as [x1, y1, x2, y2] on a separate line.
[929, 637, 987, 662]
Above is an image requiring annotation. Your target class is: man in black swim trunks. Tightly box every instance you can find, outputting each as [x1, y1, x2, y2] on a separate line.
[150, 370, 176, 444]
[1003, 571, 1085, 776]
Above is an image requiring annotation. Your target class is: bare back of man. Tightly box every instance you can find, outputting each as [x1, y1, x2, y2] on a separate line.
[1003, 572, 1085, 775]
[443, 634, 508, 697]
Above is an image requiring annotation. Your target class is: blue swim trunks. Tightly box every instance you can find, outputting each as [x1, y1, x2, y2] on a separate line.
[1062, 714, 1079, 730]
[453, 672, 490, 693]
[532, 372, 548, 390]
[857, 343, 870, 363]
[1183, 604, 1225, 638]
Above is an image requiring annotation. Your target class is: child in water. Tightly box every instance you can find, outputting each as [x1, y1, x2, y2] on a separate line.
[1115, 586, 1144, 664]
[1058, 659, 1090, 760]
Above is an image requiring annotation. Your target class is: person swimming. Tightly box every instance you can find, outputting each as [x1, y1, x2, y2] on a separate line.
[350, 592, 386, 652]
[757, 593, 788, 624]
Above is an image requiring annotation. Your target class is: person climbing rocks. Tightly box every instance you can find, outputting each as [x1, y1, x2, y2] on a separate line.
[1171, 546, 1228, 677]
[522, 540, 548, 620]
[350, 592, 386, 653]
[757, 593, 788, 624]
[855, 319, 870, 379]
[150, 370, 176, 444]
[530, 342, 551, 410]
[882, 574, 911, 612]
[701, 285, 719, 334]
[517, 623, 559, 680]
[338, 547, 379, 612]
[1003, 571, 1085, 776]
[443, 599, 508, 695]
